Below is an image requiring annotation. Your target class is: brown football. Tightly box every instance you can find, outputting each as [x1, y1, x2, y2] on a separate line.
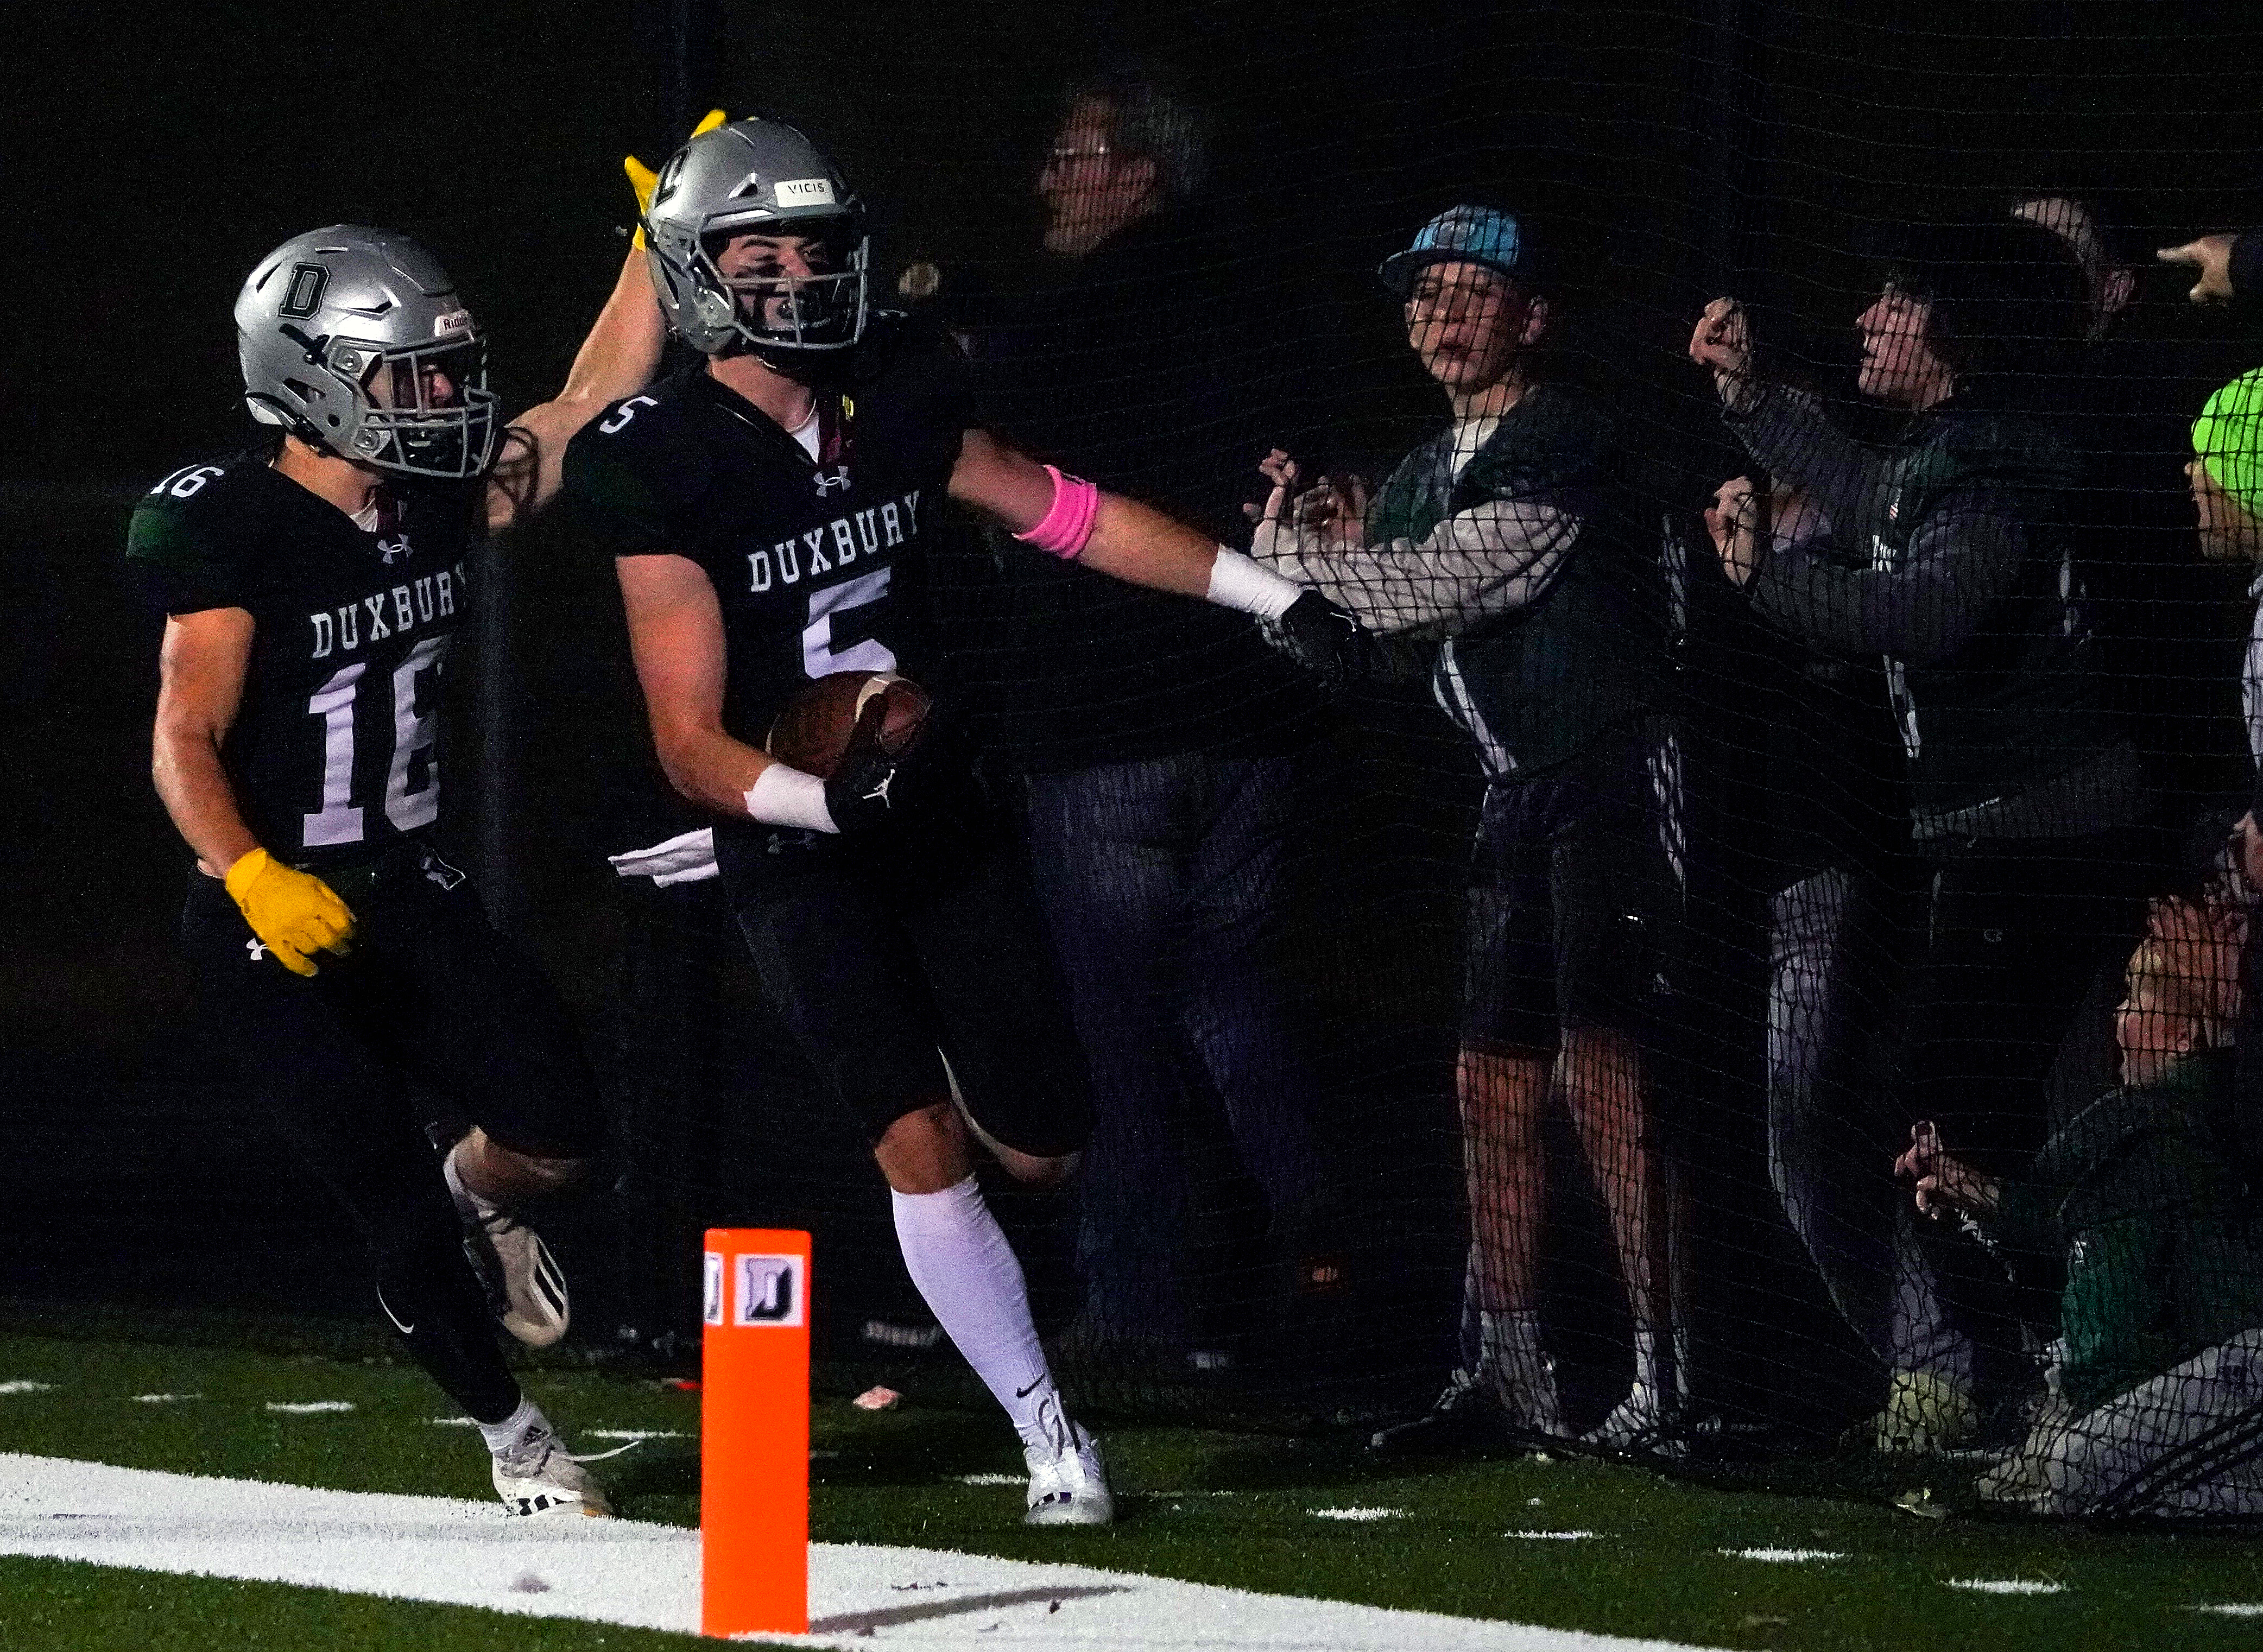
[765, 671, 934, 780]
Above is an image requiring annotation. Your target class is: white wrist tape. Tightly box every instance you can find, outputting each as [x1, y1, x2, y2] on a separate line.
[744, 763, 838, 834]
[1205, 546, 1304, 621]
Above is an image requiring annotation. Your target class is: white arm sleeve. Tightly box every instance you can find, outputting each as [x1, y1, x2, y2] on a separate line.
[1250, 497, 1578, 638]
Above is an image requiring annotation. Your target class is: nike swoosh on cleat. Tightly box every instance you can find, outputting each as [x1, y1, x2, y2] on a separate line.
[375, 1287, 415, 1338]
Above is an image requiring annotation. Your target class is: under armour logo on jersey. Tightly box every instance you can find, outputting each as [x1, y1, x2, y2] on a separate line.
[246, 938, 270, 962]
[378, 535, 411, 564]
[812, 465, 851, 495]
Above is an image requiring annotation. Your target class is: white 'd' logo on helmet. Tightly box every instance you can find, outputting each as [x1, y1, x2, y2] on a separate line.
[775, 178, 836, 206]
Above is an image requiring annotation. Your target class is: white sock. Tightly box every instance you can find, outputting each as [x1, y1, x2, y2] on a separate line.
[443, 1141, 495, 1223]
[1478, 1309, 1548, 1387]
[475, 1396, 548, 1456]
[1633, 1325, 1668, 1401]
[892, 1176, 1065, 1450]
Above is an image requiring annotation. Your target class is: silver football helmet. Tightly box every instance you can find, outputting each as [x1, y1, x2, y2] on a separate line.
[642, 118, 869, 363]
[235, 226, 498, 480]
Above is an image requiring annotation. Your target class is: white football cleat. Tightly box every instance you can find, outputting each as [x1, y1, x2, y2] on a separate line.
[1023, 1420, 1114, 1526]
[464, 1206, 571, 1349]
[1579, 1387, 1684, 1458]
[491, 1420, 611, 1518]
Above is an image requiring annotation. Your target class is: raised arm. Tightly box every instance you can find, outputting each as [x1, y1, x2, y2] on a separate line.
[487, 249, 670, 533]
[1689, 297, 1897, 535]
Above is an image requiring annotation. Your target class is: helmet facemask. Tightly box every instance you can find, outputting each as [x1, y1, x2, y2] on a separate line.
[689, 214, 869, 365]
[326, 332, 498, 479]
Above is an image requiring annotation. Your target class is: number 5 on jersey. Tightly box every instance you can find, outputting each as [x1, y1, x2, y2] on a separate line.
[804, 568, 896, 679]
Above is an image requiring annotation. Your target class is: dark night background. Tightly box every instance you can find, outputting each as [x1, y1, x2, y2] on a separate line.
[5, 1, 2262, 1422]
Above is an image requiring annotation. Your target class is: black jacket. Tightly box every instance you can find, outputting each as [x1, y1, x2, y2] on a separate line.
[1729, 384, 2146, 841]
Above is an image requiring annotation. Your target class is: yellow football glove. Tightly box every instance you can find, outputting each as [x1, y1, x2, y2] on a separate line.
[224, 848, 357, 978]
[627, 108, 730, 249]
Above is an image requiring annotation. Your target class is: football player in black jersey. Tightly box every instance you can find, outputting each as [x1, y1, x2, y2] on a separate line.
[127, 226, 660, 1516]
[565, 117, 1361, 1525]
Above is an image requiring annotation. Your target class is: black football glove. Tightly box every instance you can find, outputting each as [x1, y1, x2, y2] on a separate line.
[1276, 590, 1371, 686]
[824, 696, 966, 836]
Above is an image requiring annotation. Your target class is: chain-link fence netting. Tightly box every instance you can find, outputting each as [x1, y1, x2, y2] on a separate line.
[18, 0, 2263, 1524]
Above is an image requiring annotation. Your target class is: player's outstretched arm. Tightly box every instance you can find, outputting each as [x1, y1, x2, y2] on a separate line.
[947, 428, 1219, 597]
[152, 609, 355, 976]
[487, 250, 669, 534]
[947, 429, 1370, 681]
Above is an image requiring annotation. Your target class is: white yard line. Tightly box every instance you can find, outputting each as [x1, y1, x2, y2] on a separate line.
[1944, 1579, 2063, 1596]
[585, 1429, 690, 1442]
[0, 1453, 1723, 1651]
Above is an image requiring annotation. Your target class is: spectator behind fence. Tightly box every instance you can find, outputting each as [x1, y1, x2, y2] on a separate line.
[2190, 369, 2263, 780]
[1691, 218, 2165, 1455]
[1253, 206, 1681, 1453]
[1702, 472, 1922, 1447]
[971, 67, 1338, 1375]
[2190, 369, 2263, 1178]
[1898, 877, 2263, 1518]
[2015, 196, 2249, 833]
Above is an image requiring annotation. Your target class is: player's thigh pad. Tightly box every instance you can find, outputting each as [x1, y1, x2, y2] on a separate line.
[180, 875, 472, 1251]
[716, 825, 953, 1141]
[899, 829, 1095, 1160]
[362, 860, 606, 1160]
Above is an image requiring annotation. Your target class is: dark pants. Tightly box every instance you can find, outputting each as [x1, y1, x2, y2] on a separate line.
[1023, 752, 1330, 1349]
[182, 850, 603, 1421]
[1766, 862, 1964, 1377]
[1898, 828, 2160, 1387]
[710, 815, 1093, 1156]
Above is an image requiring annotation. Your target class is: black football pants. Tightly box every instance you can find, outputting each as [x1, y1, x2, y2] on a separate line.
[181, 851, 602, 1422]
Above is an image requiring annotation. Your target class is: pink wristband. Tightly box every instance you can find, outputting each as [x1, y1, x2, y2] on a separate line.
[1013, 465, 1100, 559]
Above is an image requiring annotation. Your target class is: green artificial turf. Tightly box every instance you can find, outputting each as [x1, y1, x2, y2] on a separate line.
[1, 1332, 2260, 1652]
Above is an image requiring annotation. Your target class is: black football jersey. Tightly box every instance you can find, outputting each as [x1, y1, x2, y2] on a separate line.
[564, 318, 971, 751]
[125, 453, 479, 869]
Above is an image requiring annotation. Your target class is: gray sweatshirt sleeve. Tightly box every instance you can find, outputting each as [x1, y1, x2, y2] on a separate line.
[1742, 484, 2031, 665]
[1247, 499, 1577, 638]
[1724, 384, 1899, 540]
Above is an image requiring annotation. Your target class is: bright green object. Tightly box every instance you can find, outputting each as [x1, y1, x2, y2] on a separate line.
[2192, 366, 2263, 514]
